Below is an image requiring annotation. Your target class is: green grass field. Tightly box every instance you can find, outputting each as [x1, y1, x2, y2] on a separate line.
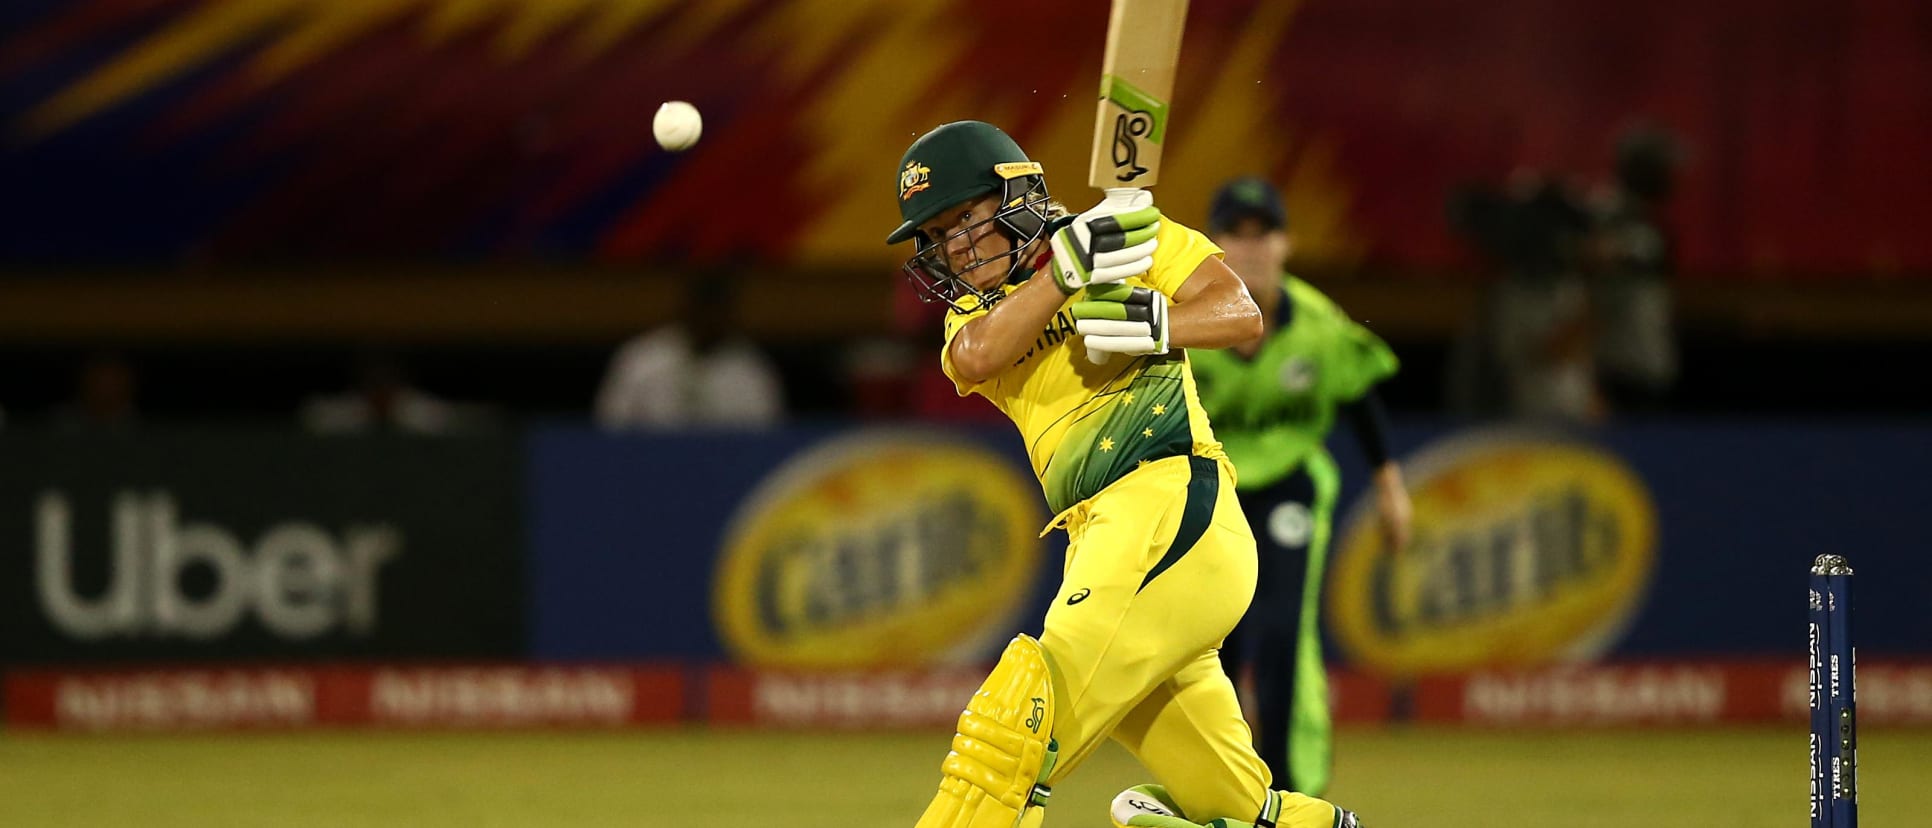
[3, 727, 1927, 826]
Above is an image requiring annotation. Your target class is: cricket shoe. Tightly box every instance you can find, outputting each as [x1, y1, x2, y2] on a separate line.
[1109, 784, 1363, 828]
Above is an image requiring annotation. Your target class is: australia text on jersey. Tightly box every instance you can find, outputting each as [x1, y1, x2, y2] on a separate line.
[1011, 309, 1079, 368]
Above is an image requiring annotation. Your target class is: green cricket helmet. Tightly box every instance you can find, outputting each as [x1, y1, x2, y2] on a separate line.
[887, 121, 1054, 312]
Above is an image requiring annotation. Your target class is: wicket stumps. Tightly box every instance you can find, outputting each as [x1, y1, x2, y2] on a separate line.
[1809, 554, 1858, 828]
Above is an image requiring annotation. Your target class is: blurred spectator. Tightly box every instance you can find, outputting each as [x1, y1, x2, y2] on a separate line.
[595, 274, 784, 429]
[53, 350, 140, 431]
[845, 335, 919, 419]
[850, 278, 1002, 423]
[1446, 171, 1602, 422]
[1586, 125, 1684, 412]
[302, 350, 483, 434]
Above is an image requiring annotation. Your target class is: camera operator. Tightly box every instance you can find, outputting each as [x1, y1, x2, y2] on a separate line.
[1446, 170, 1601, 422]
[1585, 127, 1683, 413]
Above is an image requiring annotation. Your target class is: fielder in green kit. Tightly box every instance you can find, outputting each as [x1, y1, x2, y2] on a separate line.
[1188, 177, 1413, 798]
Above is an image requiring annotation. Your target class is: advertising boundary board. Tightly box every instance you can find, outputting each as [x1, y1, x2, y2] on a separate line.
[10, 659, 1931, 732]
[0, 431, 525, 664]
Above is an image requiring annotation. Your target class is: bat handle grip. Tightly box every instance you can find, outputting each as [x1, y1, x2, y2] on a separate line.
[1086, 188, 1154, 366]
[1100, 187, 1153, 212]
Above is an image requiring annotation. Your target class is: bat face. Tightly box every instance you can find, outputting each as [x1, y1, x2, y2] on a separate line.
[1087, 0, 1190, 192]
[1099, 75, 1168, 185]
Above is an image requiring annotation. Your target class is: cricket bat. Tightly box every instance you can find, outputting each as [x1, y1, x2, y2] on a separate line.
[1087, 0, 1190, 209]
[1084, 0, 1189, 364]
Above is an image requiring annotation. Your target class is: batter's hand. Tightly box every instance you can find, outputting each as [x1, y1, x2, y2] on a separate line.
[1048, 193, 1162, 295]
[1074, 283, 1169, 358]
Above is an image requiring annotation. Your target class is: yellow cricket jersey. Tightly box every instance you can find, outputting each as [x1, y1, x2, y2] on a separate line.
[942, 217, 1230, 515]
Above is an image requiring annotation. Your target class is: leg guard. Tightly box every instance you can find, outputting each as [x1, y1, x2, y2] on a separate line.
[915, 635, 1060, 828]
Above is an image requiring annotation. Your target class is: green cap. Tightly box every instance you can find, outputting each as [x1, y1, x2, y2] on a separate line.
[886, 121, 1042, 245]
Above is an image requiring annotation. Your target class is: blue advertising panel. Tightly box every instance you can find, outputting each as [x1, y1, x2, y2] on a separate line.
[528, 420, 1932, 667]
[1328, 422, 1932, 665]
[525, 424, 1066, 664]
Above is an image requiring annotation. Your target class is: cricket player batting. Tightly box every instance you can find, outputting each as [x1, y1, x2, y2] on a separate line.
[887, 121, 1364, 828]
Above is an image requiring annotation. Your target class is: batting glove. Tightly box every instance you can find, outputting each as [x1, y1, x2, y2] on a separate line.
[1073, 283, 1168, 358]
[1048, 195, 1163, 295]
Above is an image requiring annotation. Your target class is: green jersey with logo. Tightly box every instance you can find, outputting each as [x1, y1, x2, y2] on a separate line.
[1188, 275, 1397, 491]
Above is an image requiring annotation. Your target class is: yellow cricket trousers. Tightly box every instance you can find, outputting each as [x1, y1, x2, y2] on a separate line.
[1039, 454, 1273, 822]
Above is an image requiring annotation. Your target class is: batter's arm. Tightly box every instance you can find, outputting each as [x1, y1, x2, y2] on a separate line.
[1164, 255, 1263, 351]
[947, 273, 1069, 385]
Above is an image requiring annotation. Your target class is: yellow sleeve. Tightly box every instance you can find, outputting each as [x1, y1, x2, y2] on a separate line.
[1141, 217, 1223, 298]
[939, 296, 993, 396]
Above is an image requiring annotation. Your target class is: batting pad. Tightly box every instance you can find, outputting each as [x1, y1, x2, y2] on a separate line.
[915, 635, 1060, 828]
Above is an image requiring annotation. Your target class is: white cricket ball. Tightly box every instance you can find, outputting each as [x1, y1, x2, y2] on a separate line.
[654, 101, 702, 152]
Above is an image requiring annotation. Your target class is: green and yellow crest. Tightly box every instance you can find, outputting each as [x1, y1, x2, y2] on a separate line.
[898, 161, 932, 201]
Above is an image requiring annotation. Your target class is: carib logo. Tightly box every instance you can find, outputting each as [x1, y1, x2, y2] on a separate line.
[1327, 431, 1658, 678]
[712, 434, 1043, 669]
